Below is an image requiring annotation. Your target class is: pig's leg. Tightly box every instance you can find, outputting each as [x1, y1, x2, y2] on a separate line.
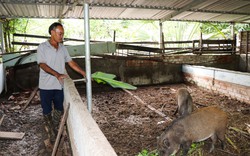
[181, 141, 192, 156]
[209, 134, 218, 152]
[173, 106, 178, 116]
[217, 130, 226, 149]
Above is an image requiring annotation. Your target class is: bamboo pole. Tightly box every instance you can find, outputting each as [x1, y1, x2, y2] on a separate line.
[122, 89, 172, 122]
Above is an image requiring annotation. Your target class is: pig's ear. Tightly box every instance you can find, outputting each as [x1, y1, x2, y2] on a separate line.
[163, 139, 170, 147]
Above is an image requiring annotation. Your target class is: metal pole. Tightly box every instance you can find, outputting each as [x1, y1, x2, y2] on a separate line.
[159, 21, 163, 49]
[84, 2, 92, 113]
[0, 22, 5, 54]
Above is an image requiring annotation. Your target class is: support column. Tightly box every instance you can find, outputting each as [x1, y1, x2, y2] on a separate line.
[159, 21, 164, 50]
[231, 22, 235, 40]
[0, 22, 5, 54]
[84, 2, 92, 113]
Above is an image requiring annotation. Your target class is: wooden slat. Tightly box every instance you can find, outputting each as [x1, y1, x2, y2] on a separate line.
[22, 86, 39, 111]
[0, 131, 25, 140]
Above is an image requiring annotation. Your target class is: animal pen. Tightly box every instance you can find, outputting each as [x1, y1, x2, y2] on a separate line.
[1, 0, 250, 156]
[1, 33, 250, 155]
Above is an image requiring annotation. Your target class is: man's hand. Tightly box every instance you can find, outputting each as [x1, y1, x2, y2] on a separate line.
[56, 73, 68, 84]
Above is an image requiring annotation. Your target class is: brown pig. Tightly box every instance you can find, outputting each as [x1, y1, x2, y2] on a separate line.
[173, 88, 193, 116]
[158, 106, 228, 156]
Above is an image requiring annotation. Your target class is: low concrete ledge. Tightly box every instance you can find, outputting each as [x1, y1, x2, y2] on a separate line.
[182, 65, 250, 104]
[182, 65, 250, 87]
[63, 77, 117, 156]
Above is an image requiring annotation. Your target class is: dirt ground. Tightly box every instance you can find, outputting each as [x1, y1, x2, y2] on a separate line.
[0, 91, 71, 156]
[0, 83, 249, 156]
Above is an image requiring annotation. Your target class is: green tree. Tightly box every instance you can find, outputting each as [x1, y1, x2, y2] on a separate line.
[201, 22, 250, 39]
[3, 19, 30, 52]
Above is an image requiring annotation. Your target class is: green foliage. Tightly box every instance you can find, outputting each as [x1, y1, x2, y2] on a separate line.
[187, 142, 204, 156]
[163, 21, 201, 41]
[4, 19, 28, 34]
[137, 149, 159, 156]
[201, 22, 250, 39]
[2, 18, 250, 52]
[142, 142, 204, 156]
[235, 23, 250, 31]
[92, 71, 137, 90]
[201, 22, 230, 39]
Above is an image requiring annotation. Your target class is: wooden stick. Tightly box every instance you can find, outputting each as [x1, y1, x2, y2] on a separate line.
[229, 126, 249, 135]
[0, 114, 6, 126]
[194, 102, 207, 107]
[72, 78, 86, 83]
[246, 123, 250, 134]
[52, 103, 70, 156]
[55, 126, 67, 156]
[226, 135, 239, 153]
[123, 89, 172, 121]
[22, 86, 38, 111]
[216, 148, 237, 156]
[229, 126, 250, 138]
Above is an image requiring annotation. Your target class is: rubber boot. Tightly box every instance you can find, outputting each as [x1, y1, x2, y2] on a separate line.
[52, 109, 63, 136]
[44, 113, 56, 144]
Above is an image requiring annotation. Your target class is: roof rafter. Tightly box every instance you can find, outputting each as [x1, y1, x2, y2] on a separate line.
[161, 0, 208, 22]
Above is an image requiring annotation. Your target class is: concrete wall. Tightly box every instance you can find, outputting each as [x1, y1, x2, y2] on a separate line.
[239, 54, 250, 72]
[67, 58, 183, 86]
[5, 54, 242, 92]
[119, 60, 182, 85]
[182, 65, 250, 104]
[63, 76, 117, 156]
[162, 54, 239, 71]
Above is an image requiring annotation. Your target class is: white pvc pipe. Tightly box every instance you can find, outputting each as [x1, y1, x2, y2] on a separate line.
[84, 3, 92, 113]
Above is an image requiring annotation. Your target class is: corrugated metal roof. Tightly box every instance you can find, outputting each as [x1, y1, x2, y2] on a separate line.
[0, 0, 250, 23]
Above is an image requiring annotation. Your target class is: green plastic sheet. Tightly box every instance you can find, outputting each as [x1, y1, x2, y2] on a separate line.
[91, 72, 137, 90]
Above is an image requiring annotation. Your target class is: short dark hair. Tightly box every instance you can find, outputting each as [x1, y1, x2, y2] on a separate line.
[48, 22, 63, 35]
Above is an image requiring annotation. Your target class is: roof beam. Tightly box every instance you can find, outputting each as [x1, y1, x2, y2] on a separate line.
[90, 3, 179, 11]
[58, 0, 67, 20]
[2, 1, 250, 17]
[189, 8, 250, 16]
[59, 0, 80, 20]
[161, 0, 207, 22]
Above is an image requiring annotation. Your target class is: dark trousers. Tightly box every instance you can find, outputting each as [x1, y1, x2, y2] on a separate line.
[39, 89, 64, 115]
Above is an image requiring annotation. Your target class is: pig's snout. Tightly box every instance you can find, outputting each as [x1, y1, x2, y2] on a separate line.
[157, 137, 179, 156]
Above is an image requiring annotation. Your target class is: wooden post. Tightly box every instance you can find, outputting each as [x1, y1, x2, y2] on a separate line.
[246, 31, 249, 72]
[233, 34, 236, 54]
[161, 32, 165, 53]
[240, 31, 243, 54]
[199, 27, 203, 54]
[113, 30, 116, 42]
[52, 103, 70, 156]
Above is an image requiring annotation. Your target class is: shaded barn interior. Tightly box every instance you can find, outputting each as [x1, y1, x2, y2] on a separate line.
[1, 0, 250, 156]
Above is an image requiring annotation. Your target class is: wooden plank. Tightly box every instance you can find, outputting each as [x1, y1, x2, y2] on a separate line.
[117, 44, 162, 53]
[0, 131, 25, 140]
[22, 86, 38, 111]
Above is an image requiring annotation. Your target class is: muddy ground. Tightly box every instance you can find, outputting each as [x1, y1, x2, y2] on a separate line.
[0, 83, 249, 156]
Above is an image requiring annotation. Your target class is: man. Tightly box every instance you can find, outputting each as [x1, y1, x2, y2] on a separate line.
[37, 22, 86, 144]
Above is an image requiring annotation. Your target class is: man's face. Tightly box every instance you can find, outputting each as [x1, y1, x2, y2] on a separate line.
[51, 26, 64, 43]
